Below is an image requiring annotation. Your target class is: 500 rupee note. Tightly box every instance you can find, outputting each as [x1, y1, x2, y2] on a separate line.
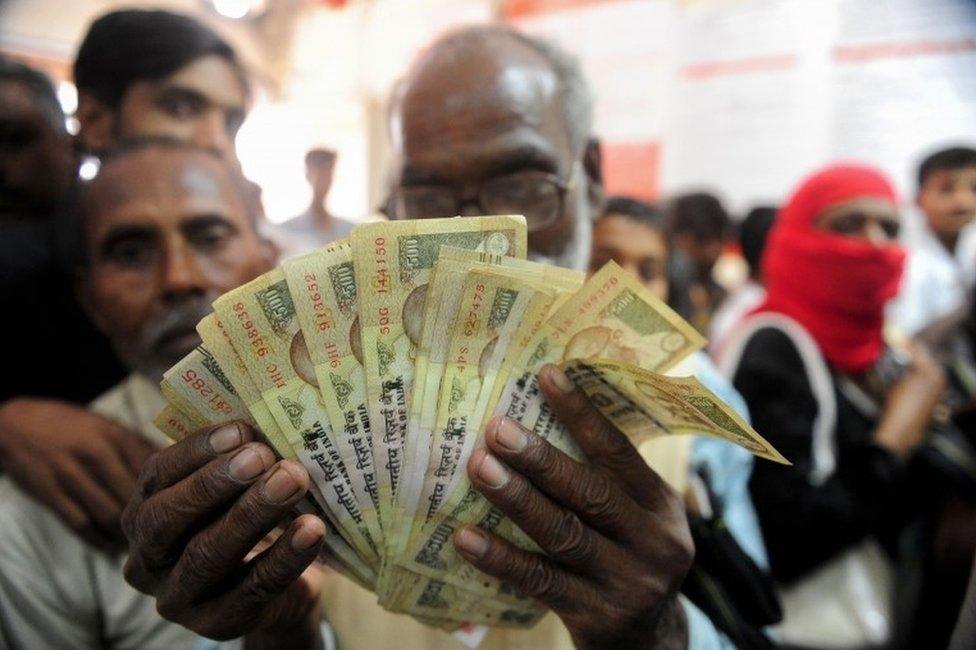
[283, 241, 384, 547]
[213, 270, 379, 566]
[352, 216, 527, 537]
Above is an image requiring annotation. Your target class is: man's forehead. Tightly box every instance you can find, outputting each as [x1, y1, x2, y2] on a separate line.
[395, 35, 569, 165]
[152, 54, 247, 109]
[86, 148, 239, 219]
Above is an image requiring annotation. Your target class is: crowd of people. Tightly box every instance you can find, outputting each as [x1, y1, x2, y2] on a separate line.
[1, 8, 975, 650]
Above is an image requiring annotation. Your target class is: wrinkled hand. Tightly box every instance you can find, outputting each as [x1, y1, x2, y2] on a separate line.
[0, 397, 158, 549]
[121, 422, 326, 646]
[454, 364, 693, 650]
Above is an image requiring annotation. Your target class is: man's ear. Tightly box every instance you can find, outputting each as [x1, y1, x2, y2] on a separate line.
[583, 138, 605, 217]
[75, 92, 115, 154]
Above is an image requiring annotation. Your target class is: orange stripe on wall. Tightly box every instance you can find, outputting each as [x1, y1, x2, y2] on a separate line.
[503, 0, 624, 20]
[601, 141, 661, 201]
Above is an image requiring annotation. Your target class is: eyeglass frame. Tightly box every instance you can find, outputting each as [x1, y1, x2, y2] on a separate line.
[383, 163, 580, 232]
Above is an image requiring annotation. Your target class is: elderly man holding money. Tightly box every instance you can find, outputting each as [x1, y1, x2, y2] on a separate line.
[121, 25, 775, 650]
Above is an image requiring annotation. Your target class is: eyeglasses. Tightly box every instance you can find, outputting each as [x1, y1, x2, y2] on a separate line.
[387, 168, 577, 232]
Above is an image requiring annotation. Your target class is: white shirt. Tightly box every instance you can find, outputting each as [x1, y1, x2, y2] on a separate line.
[891, 211, 976, 336]
[0, 375, 214, 649]
[280, 209, 355, 257]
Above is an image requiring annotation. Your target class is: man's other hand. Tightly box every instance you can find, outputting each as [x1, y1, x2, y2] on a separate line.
[122, 422, 326, 646]
[455, 364, 694, 650]
[0, 397, 159, 549]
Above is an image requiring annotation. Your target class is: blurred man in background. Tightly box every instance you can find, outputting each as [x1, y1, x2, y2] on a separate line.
[667, 192, 732, 334]
[0, 138, 279, 649]
[709, 206, 777, 354]
[74, 9, 249, 162]
[0, 9, 257, 551]
[281, 147, 354, 253]
[893, 146, 976, 336]
[122, 25, 769, 650]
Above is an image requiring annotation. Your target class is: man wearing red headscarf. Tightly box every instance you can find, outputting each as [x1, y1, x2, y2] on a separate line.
[718, 164, 945, 649]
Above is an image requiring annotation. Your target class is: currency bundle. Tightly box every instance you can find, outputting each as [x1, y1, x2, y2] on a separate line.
[155, 215, 787, 629]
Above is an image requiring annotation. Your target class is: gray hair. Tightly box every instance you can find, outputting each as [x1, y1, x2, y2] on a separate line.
[403, 24, 595, 154]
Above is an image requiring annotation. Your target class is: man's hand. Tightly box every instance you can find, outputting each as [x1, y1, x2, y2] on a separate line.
[875, 344, 946, 456]
[121, 422, 327, 646]
[454, 364, 694, 650]
[0, 397, 159, 549]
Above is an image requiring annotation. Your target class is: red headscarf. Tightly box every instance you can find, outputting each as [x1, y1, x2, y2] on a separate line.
[756, 164, 906, 374]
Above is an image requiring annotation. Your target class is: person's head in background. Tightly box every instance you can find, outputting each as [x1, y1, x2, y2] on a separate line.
[0, 57, 75, 220]
[916, 145, 976, 252]
[591, 196, 669, 301]
[761, 163, 904, 374]
[74, 138, 275, 383]
[74, 9, 249, 163]
[739, 206, 777, 284]
[667, 192, 730, 282]
[306, 148, 337, 206]
[386, 24, 602, 271]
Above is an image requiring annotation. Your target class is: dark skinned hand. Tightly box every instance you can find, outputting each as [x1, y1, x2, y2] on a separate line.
[121, 422, 326, 648]
[0, 397, 158, 549]
[453, 364, 694, 650]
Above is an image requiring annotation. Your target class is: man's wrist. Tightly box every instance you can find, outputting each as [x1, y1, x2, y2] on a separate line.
[645, 596, 688, 650]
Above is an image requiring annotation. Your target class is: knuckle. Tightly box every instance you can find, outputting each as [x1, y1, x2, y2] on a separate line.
[523, 436, 560, 474]
[546, 511, 596, 565]
[519, 560, 568, 604]
[241, 561, 287, 606]
[138, 455, 160, 497]
[155, 587, 185, 623]
[578, 471, 618, 524]
[178, 535, 224, 586]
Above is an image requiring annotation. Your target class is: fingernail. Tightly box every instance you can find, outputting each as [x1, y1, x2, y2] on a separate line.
[291, 518, 326, 551]
[454, 526, 490, 559]
[210, 424, 243, 453]
[264, 466, 301, 503]
[228, 447, 265, 481]
[477, 453, 509, 488]
[548, 364, 575, 394]
[495, 418, 527, 453]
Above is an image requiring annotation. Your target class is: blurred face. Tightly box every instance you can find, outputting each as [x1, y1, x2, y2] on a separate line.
[814, 196, 900, 246]
[671, 232, 723, 280]
[0, 80, 74, 218]
[81, 55, 247, 162]
[389, 36, 599, 271]
[306, 161, 335, 198]
[80, 147, 273, 381]
[917, 166, 976, 240]
[590, 214, 668, 301]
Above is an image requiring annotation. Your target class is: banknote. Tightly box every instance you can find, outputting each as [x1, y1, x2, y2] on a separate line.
[352, 216, 527, 537]
[152, 220, 793, 629]
[213, 270, 379, 565]
[394, 247, 583, 549]
[402, 261, 708, 593]
[283, 241, 384, 547]
[153, 404, 199, 441]
[160, 346, 253, 429]
[562, 358, 789, 464]
[196, 315, 292, 459]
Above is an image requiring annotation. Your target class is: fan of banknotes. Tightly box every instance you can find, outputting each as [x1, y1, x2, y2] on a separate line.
[154, 215, 786, 630]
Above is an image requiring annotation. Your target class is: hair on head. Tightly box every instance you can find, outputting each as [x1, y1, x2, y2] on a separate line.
[74, 9, 246, 109]
[601, 195, 664, 231]
[667, 192, 730, 241]
[0, 55, 65, 132]
[917, 145, 976, 188]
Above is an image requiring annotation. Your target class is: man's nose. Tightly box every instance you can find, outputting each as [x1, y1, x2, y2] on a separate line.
[195, 112, 234, 159]
[162, 243, 207, 300]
